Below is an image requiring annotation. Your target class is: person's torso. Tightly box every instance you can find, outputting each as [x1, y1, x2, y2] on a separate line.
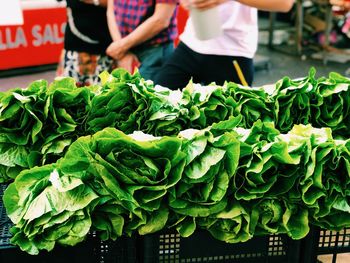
[64, 0, 112, 54]
[113, 0, 178, 49]
[180, 2, 258, 58]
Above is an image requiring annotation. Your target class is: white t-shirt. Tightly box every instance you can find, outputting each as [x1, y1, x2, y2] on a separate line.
[180, 2, 258, 58]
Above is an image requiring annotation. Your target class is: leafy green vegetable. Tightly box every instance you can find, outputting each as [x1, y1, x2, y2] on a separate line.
[3, 165, 99, 254]
[234, 121, 302, 201]
[0, 78, 99, 182]
[2, 68, 350, 255]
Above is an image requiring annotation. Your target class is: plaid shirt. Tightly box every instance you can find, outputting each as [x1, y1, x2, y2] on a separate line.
[114, 0, 178, 48]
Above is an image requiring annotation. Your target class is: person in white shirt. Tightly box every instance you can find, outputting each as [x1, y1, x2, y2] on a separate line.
[155, 0, 294, 89]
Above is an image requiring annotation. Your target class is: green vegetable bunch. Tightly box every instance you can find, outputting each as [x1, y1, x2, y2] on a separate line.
[4, 164, 99, 255]
[0, 79, 98, 182]
[225, 82, 274, 128]
[234, 121, 303, 201]
[290, 125, 350, 231]
[87, 69, 190, 136]
[167, 122, 240, 238]
[273, 68, 350, 137]
[249, 198, 309, 239]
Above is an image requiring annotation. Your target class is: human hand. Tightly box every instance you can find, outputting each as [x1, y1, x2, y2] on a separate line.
[181, 0, 227, 11]
[106, 39, 130, 61]
[116, 53, 140, 73]
[330, 0, 350, 9]
[180, 0, 191, 10]
[79, 0, 107, 7]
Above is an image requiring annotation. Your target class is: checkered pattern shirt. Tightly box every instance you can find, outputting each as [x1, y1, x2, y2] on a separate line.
[114, 0, 178, 48]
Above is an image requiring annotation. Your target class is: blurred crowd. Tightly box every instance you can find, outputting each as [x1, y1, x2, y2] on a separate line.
[56, 0, 349, 87]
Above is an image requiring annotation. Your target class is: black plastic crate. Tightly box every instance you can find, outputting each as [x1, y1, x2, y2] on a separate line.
[92, 233, 139, 263]
[300, 226, 350, 263]
[141, 230, 301, 263]
[0, 183, 13, 250]
[0, 229, 138, 263]
[0, 183, 138, 263]
[0, 234, 97, 263]
[317, 228, 350, 255]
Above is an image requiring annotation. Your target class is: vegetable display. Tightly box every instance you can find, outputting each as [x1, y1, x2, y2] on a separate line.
[1, 68, 350, 255]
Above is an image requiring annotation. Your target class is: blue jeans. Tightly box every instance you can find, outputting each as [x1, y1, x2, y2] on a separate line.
[133, 42, 174, 81]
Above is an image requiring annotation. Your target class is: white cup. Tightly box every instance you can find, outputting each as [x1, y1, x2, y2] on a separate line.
[190, 6, 223, 41]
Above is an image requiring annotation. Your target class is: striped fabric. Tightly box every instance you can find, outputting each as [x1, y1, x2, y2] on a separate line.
[114, 0, 178, 47]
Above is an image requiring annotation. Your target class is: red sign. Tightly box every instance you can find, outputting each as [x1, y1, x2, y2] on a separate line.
[0, 7, 66, 70]
[0, 5, 188, 71]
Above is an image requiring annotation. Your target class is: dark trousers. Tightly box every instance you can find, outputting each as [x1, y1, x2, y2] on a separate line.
[154, 42, 254, 90]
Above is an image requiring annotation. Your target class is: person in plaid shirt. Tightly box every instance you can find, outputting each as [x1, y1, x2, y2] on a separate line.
[106, 0, 178, 80]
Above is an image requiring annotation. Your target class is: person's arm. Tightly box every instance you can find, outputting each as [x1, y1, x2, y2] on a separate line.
[237, 0, 294, 12]
[106, 0, 121, 41]
[106, 0, 139, 72]
[106, 2, 177, 60]
[80, 0, 107, 7]
[184, 0, 294, 13]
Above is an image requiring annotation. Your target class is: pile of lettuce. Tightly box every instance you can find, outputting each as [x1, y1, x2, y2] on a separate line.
[4, 120, 350, 255]
[93, 68, 350, 138]
[4, 124, 240, 254]
[88, 70, 274, 135]
[1, 68, 350, 254]
[1, 68, 349, 182]
[3, 127, 185, 254]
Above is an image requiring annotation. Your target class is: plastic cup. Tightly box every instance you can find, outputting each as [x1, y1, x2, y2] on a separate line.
[190, 6, 223, 40]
